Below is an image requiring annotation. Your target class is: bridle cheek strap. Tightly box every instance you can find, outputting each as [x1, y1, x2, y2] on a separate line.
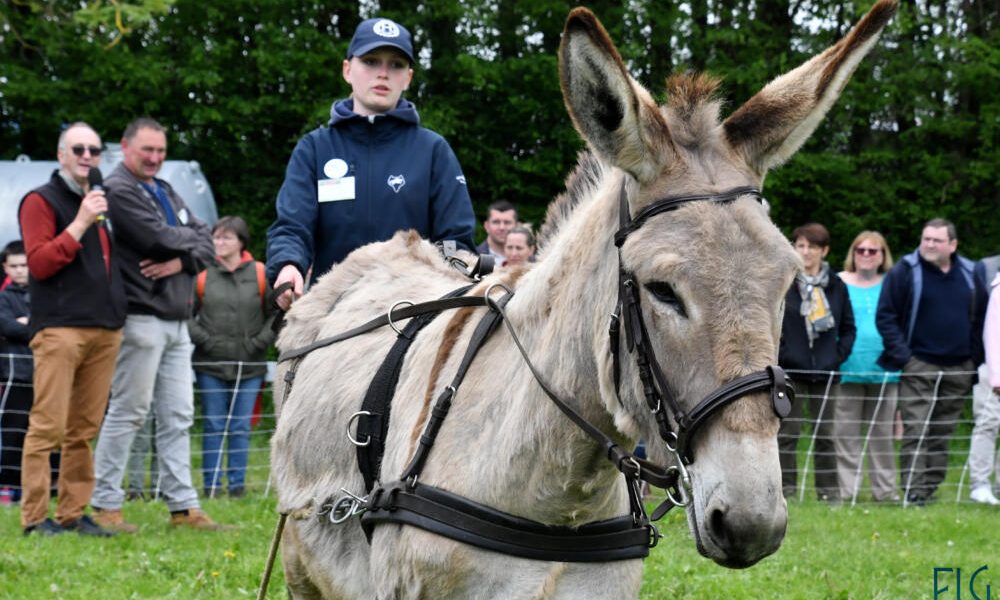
[611, 178, 794, 465]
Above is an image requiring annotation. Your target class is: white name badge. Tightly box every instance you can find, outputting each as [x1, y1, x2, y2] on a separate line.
[318, 176, 356, 202]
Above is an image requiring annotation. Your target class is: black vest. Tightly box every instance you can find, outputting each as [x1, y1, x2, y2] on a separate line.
[19, 171, 127, 336]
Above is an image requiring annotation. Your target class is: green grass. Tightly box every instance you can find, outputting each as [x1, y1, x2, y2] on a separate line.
[2, 493, 996, 599]
[2, 400, 993, 598]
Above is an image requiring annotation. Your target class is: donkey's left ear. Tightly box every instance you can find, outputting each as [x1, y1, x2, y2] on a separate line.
[559, 8, 674, 183]
[723, 0, 898, 174]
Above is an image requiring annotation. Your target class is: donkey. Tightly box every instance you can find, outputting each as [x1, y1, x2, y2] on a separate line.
[270, 2, 898, 598]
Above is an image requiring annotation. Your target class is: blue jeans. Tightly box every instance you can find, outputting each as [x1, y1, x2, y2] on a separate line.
[196, 372, 262, 492]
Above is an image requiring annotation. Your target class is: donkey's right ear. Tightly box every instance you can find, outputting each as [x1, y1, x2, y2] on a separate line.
[723, 0, 898, 175]
[558, 8, 674, 183]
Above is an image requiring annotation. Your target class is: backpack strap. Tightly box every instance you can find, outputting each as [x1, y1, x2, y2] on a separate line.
[196, 270, 207, 303]
[255, 261, 267, 307]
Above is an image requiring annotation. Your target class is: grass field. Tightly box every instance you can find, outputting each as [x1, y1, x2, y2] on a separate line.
[2, 401, 995, 598]
[1, 491, 996, 599]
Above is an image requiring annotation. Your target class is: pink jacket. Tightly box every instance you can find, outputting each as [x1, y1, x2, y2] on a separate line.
[986, 274, 1000, 388]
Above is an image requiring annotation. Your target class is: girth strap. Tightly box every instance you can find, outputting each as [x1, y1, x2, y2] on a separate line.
[361, 481, 653, 562]
[356, 285, 475, 492]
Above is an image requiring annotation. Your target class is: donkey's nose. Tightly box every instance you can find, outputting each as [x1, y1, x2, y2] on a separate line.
[705, 497, 787, 568]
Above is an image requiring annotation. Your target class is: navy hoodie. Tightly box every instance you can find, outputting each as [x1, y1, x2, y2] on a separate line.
[266, 98, 476, 282]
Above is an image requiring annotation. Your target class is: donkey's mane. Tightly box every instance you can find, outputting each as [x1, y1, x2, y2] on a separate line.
[537, 73, 724, 252]
[536, 150, 607, 251]
[662, 72, 724, 146]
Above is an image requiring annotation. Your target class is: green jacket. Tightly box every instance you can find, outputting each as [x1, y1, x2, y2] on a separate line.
[188, 252, 276, 381]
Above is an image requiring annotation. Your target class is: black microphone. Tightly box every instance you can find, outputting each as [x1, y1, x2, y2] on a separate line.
[87, 168, 107, 223]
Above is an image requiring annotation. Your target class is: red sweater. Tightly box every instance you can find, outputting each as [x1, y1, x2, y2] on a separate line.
[20, 192, 111, 279]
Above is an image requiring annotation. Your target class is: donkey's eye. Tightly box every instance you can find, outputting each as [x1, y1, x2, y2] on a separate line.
[645, 281, 687, 317]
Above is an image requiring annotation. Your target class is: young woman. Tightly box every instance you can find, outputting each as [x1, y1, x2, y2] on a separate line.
[502, 226, 536, 267]
[188, 216, 275, 498]
[833, 231, 900, 503]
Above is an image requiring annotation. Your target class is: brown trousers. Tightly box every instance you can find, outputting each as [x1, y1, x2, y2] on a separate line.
[20, 327, 122, 527]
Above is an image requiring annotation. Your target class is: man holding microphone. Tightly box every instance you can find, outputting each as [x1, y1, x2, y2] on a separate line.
[17, 122, 127, 536]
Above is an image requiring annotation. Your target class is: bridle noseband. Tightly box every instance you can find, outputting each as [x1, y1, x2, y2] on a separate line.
[610, 180, 793, 466]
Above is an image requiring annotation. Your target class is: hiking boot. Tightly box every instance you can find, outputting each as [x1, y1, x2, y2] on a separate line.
[62, 514, 116, 537]
[23, 517, 66, 537]
[92, 508, 139, 534]
[169, 508, 231, 531]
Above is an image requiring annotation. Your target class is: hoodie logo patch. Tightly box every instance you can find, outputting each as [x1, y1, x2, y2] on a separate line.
[387, 174, 406, 193]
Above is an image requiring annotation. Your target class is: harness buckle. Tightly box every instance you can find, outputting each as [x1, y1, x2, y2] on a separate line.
[647, 523, 661, 548]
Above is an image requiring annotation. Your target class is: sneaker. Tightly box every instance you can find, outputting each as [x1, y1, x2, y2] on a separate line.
[62, 514, 116, 537]
[970, 487, 1000, 506]
[169, 508, 231, 531]
[92, 508, 139, 534]
[23, 517, 66, 537]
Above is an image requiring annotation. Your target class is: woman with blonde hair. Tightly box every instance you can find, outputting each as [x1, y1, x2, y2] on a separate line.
[834, 230, 900, 503]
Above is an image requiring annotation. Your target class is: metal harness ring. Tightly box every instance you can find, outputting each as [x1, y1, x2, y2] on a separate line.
[347, 410, 372, 447]
[387, 301, 415, 335]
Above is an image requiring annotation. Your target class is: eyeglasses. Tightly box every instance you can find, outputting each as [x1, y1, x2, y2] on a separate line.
[854, 247, 881, 256]
[69, 145, 102, 157]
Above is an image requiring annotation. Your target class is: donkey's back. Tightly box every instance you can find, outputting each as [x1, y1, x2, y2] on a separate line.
[271, 231, 478, 599]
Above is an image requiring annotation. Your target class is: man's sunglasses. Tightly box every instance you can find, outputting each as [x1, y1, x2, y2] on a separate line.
[70, 145, 103, 157]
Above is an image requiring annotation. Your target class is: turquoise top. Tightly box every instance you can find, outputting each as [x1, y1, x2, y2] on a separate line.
[840, 280, 900, 383]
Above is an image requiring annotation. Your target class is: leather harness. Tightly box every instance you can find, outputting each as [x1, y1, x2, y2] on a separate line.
[277, 180, 794, 563]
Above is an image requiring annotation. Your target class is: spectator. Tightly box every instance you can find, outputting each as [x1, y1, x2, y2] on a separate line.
[189, 216, 275, 499]
[124, 411, 157, 501]
[477, 201, 518, 264]
[267, 17, 476, 310]
[778, 223, 856, 502]
[833, 231, 899, 503]
[17, 122, 127, 536]
[876, 217, 978, 507]
[969, 254, 1000, 505]
[0, 241, 37, 503]
[90, 118, 223, 532]
[502, 225, 536, 267]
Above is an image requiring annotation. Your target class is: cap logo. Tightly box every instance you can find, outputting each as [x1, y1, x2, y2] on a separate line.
[373, 19, 401, 38]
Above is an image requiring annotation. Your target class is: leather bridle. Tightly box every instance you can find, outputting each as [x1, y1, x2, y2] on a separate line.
[609, 180, 793, 472]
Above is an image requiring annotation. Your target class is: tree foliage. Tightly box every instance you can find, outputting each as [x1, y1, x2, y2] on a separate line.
[1, 0, 997, 261]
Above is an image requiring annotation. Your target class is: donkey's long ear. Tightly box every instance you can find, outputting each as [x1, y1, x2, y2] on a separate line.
[723, 0, 898, 174]
[559, 8, 673, 183]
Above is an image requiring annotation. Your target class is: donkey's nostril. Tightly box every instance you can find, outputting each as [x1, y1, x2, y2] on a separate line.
[709, 506, 732, 548]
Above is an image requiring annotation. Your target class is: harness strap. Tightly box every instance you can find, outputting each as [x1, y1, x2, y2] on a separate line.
[486, 295, 681, 499]
[398, 292, 513, 484]
[675, 365, 794, 463]
[277, 295, 491, 363]
[361, 481, 652, 562]
[356, 285, 475, 492]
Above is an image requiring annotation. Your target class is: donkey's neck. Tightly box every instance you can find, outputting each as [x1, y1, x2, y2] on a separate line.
[483, 170, 636, 521]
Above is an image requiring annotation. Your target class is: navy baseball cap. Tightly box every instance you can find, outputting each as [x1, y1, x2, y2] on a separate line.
[347, 18, 415, 65]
